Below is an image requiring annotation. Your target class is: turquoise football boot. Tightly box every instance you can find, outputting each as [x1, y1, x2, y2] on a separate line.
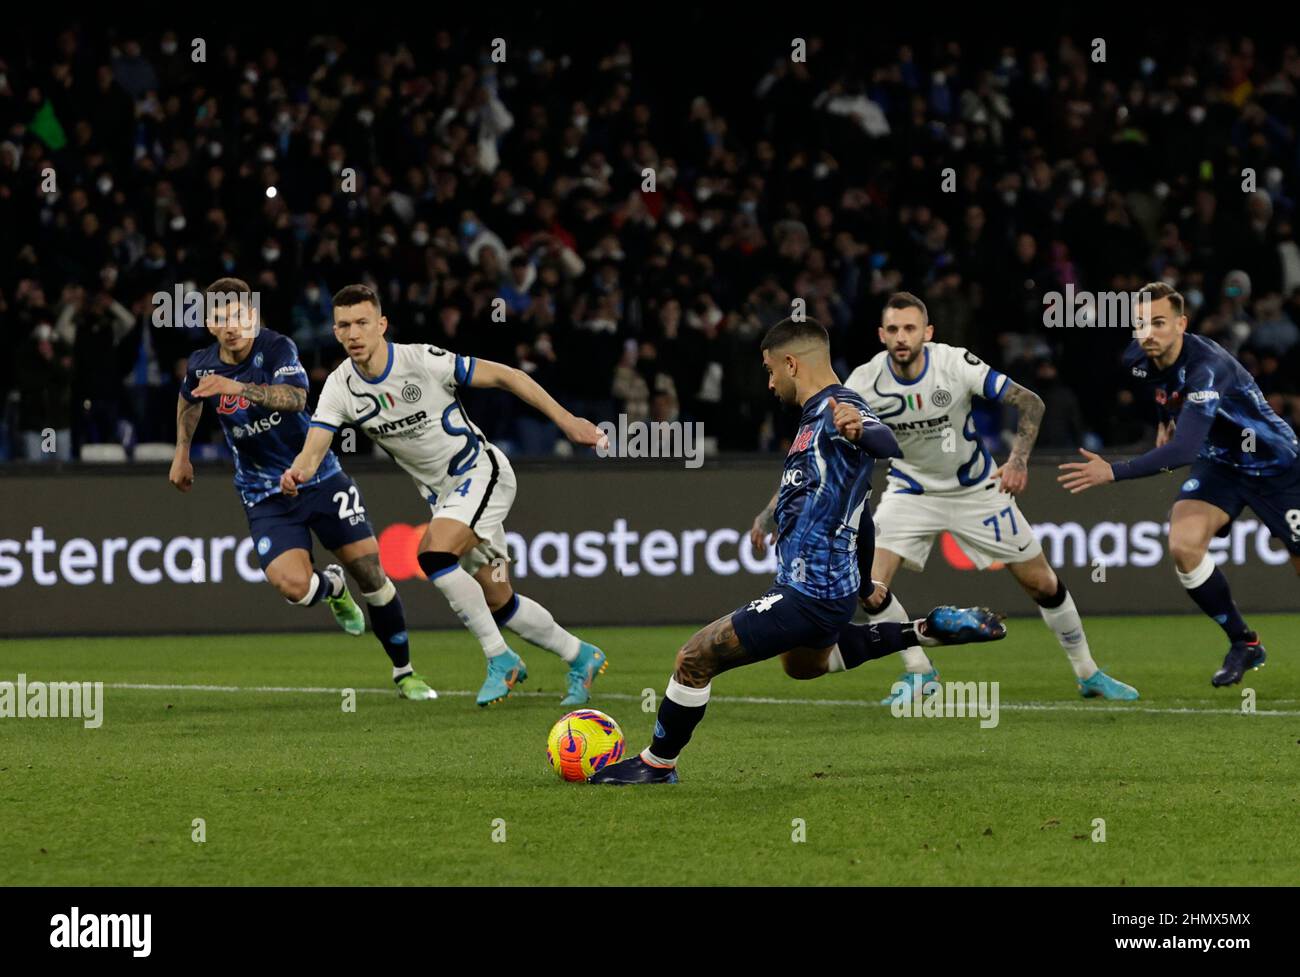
[880, 669, 941, 706]
[477, 648, 527, 707]
[1078, 669, 1140, 700]
[561, 642, 607, 706]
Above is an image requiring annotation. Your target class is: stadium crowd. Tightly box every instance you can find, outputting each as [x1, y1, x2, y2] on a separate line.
[2, 22, 1299, 462]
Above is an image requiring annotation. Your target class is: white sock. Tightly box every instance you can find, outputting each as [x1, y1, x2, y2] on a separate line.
[1039, 589, 1097, 679]
[431, 565, 508, 657]
[393, 665, 413, 680]
[498, 594, 580, 662]
[870, 591, 932, 672]
[292, 572, 321, 606]
[825, 647, 847, 673]
[362, 578, 397, 606]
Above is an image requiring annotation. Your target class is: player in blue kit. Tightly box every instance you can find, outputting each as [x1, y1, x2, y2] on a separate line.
[168, 278, 436, 700]
[591, 318, 1007, 785]
[1059, 282, 1300, 686]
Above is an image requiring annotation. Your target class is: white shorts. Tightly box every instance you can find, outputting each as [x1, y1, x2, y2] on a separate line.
[425, 444, 517, 575]
[873, 486, 1042, 572]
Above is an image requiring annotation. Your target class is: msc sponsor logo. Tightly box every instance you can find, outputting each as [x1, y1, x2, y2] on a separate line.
[230, 411, 282, 438]
[781, 468, 804, 487]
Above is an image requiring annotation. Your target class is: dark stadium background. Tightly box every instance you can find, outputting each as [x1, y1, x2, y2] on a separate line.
[1, 8, 1296, 465]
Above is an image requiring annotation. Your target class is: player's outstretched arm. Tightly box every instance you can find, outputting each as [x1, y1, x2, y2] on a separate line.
[1058, 409, 1212, 493]
[469, 358, 604, 446]
[993, 380, 1045, 495]
[281, 426, 334, 497]
[749, 489, 779, 556]
[169, 395, 202, 492]
[191, 373, 308, 412]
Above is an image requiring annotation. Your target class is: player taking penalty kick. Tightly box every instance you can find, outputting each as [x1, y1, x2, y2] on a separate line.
[591, 318, 1007, 785]
[169, 278, 435, 700]
[1059, 281, 1300, 686]
[282, 284, 608, 707]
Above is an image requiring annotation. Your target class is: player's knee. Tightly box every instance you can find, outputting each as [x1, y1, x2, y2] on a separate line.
[274, 571, 313, 603]
[1168, 533, 1207, 570]
[417, 550, 459, 582]
[346, 555, 387, 593]
[673, 641, 715, 687]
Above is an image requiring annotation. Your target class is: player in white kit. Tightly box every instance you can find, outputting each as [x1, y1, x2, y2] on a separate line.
[755, 292, 1137, 702]
[282, 284, 609, 707]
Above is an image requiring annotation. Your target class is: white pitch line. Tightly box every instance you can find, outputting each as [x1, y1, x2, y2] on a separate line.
[101, 682, 1300, 716]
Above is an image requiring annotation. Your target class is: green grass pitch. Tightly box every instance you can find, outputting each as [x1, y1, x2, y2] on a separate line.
[2, 614, 1297, 886]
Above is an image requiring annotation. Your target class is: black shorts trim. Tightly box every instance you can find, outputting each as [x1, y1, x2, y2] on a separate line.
[470, 446, 500, 529]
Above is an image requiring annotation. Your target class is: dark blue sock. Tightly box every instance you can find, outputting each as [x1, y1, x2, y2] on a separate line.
[648, 694, 707, 762]
[837, 621, 917, 669]
[491, 593, 520, 627]
[304, 570, 334, 607]
[1185, 568, 1250, 642]
[368, 590, 412, 670]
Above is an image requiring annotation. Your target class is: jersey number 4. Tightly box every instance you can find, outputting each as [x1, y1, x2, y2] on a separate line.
[982, 506, 1018, 542]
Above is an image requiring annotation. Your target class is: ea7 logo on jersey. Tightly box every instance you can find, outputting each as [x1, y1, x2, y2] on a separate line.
[1187, 390, 1220, 404]
[1131, 367, 1147, 378]
[216, 394, 250, 414]
[790, 426, 814, 453]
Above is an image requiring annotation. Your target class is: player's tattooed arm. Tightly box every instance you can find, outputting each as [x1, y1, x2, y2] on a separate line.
[175, 396, 203, 452]
[994, 381, 1045, 494]
[170, 396, 203, 492]
[239, 383, 308, 411]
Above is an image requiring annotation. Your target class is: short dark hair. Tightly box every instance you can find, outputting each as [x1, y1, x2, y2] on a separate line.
[884, 291, 928, 323]
[760, 316, 830, 352]
[333, 283, 381, 313]
[205, 276, 251, 295]
[1137, 281, 1185, 317]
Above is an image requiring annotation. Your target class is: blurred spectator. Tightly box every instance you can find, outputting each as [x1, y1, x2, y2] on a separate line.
[18, 324, 74, 461]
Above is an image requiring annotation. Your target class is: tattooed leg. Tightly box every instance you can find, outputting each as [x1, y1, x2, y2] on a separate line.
[338, 544, 413, 672]
[644, 614, 759, 766]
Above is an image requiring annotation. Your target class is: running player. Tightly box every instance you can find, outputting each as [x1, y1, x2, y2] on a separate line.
[169, 277, 435, 700]
[591, 317, 1006, 785]
[1059, 281, 1300, 686]
[804, 292, 1136, 703]
[282, 284, 608, 707]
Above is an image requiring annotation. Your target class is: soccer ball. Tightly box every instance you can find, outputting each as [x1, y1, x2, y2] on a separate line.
[547, 709, 626, 782]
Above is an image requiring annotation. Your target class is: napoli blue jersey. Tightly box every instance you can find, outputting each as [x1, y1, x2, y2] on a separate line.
[774, 385, 894, 600]
[1123, 334, 1298, 477]
[181, 329, 342, 506]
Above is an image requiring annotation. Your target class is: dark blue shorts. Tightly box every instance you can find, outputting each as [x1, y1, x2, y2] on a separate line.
[731, 584, 860, 661]
[1177, 457, 1300, 557]
[245, 471, 375, 569]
